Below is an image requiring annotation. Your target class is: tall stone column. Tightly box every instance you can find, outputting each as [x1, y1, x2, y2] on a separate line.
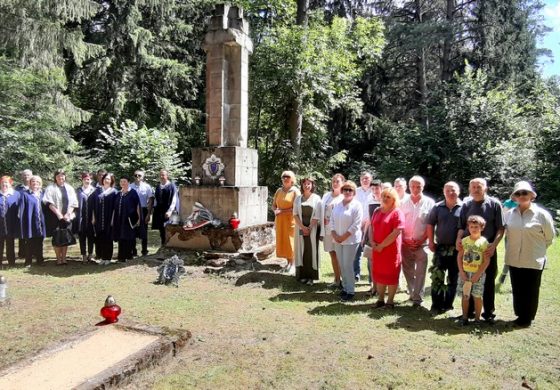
[204, 4, 253, 148]
[169, 4, 271, 252]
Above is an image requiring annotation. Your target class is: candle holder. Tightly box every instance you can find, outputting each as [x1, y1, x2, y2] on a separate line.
[229, 212, 240, 229]
[194, 176, 201, 185]
[218, 176, 226, 186]
[100, 295, 121, 324]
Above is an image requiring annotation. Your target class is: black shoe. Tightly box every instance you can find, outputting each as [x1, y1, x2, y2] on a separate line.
[513, 318, 532, 327]
[339, 290, 348, 297]
[460, 318, 469, 326]
[482, 312, 496, 324]
[341, 293, 355, 302]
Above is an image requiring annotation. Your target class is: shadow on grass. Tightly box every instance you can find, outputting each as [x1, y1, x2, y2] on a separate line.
[234, 271, 308, 291]
[307, 301, 517, 335]
[271, 290, 373, 303]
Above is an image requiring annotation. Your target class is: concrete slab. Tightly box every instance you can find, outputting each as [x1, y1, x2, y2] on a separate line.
[0, 323, 190, 390]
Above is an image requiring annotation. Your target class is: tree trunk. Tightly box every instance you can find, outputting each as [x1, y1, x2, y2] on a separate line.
[441, 0, 455, 82]
[415, 0, 429, 129]
[288, 0, 309, 154]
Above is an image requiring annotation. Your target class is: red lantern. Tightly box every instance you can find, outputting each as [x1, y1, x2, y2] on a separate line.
[100, 295, 121, 324]
[229, 212, 240, 229]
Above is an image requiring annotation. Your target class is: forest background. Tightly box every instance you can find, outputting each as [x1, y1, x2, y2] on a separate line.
[1, 0, 559, 216]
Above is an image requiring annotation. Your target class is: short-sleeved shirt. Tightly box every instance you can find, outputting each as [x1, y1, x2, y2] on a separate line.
[461, 236, 488, 273]
[130, 182, 154, 208]
[427, 200, 462, 245]
[400, 195, 435, 241]
[458, 196, 504, 242]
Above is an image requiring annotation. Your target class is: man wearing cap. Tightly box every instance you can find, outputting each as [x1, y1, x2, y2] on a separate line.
[504, 181, 555, 327]
[130, 169, 154, 256]
[455, 178, 504, 323]
[427, 181, 462, 314]
[400, 175, 435, 306]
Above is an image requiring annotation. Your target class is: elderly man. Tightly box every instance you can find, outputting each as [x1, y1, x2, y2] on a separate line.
[394, 177, 409, 202]
[455, 178, 504, 323]
[353, 172, 373, 281]
[130, 169, 154, 256]
[427, 182, 462, 314]
[401, 176, 435, 306]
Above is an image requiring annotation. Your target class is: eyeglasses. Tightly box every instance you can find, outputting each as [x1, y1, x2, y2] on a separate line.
[514, 190, 529, 196]
[282, 175, 291, 179]
[342, 188, 354, 193]
[134, 174, 143, 178]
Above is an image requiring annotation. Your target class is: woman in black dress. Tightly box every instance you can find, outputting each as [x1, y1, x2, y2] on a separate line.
[92, 173, 118, 265]
[152, 169, 177, 246]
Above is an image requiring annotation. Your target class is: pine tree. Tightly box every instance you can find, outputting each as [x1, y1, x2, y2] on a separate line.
[0, 0, 102, 177]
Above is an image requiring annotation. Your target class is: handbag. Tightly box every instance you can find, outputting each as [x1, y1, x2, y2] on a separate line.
[52, 227, 77, 247]
[363, 244, 373, 258]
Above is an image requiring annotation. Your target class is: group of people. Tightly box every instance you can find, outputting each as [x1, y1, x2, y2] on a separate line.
[0, 168, 177, 267]
[273, 171, 556, 327]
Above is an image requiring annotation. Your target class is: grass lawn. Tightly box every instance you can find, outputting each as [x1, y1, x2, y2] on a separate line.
[0, 234, 559, 389]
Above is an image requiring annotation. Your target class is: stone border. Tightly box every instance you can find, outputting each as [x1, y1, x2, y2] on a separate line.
[0, 322, 191, 389]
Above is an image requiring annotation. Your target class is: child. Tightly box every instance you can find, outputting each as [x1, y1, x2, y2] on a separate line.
[457, 215, 490, 326]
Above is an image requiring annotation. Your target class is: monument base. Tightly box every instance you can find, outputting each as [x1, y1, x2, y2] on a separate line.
[166, 223, 275, 253]
[179, 185, 267, 229]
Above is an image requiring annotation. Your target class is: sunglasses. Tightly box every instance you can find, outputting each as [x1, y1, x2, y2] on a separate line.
[514, 190, 530, 196]
[282, 175, 291, 179]
[342, 188, 354, 193]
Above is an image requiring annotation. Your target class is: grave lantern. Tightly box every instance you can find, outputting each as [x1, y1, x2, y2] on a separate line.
[229, 212, 240, 229]
[100, 295, 121, 324]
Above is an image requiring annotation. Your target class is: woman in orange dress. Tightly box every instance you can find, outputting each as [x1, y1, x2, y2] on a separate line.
[273, 170, 300, 274]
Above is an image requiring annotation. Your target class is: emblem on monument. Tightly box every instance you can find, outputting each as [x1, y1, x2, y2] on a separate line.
[202, 154, 225, 179]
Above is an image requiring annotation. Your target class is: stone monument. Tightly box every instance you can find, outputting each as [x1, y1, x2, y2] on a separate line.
[166, 4, 273, 253]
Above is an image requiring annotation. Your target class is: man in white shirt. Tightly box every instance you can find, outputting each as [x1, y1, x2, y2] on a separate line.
[394, 177, 410, 202]
[400, 175, 435, 306]
[130, 169, 154, 256]
[353, 172, 372, 281]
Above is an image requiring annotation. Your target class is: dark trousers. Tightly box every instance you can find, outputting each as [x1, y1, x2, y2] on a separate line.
[79, 231, 95, 256]
[133, 207, 149, 256]
[96, 239, 113, 261]
[430, 245, 458, 310]
[0, 236, 16, 265]
[18, 238, 25, 258]
[24, 237, 44, 266]
[158, 227, 166, 246]
[118, 239, 135, 261]
[469, 252, 497, 318]
[353, 243, 363, 278]
[510, 266, 543, 324]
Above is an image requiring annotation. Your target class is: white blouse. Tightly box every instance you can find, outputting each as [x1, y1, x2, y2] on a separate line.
[329, 199, 363, 245]
[505, 204, 555, 270]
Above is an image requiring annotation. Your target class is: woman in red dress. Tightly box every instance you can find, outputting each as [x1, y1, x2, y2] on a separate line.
[370, 187, 404, 309]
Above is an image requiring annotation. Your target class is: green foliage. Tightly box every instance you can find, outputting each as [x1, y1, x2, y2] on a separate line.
[0, 57, 92, 179]
[68, 0, 209, 156]
[95, 119, 187, 183]
[248, 8, 385, 192]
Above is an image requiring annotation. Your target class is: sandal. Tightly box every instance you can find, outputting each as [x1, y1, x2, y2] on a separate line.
[384, 303, 395, 310]
[373, 300, 385, 309]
